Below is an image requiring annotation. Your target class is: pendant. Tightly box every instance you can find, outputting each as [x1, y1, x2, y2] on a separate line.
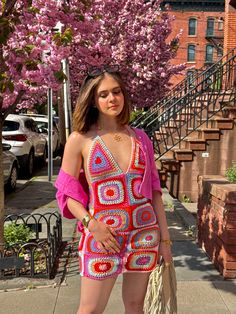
[114, 133, 122, 142]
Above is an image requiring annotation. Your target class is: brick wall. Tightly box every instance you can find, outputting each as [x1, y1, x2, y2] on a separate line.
[224, 0, 236, 54]
[198, 175, 236, 278]
[168, 10, 224, 86]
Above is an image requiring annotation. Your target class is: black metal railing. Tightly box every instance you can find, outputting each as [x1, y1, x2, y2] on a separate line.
[131, 47, 236, 132]
[131, 64, 210, 128]
[141, 47, 236, 158]
[131, 47, 236, 159]
[1, 211, 62, 279]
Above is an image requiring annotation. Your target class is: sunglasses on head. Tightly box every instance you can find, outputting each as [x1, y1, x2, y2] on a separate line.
[86, 64, 120, 78]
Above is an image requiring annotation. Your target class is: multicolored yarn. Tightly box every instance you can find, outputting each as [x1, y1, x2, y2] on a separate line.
[79, 135, 160, 280]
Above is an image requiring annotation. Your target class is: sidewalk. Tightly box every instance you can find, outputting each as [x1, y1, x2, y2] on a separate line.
[1, 160, 236, 314]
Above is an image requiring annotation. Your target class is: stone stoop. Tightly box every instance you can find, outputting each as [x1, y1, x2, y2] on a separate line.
[158, 104, 236, 197]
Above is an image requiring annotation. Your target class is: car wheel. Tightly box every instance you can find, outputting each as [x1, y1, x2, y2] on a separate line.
[26, 150, 34, 177]
[6, 163, 18, 192]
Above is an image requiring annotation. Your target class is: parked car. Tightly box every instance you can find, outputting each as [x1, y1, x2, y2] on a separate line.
[2, 114, 47, 177]
[20, 114, 60, 156]
[3, 143, 18, 191]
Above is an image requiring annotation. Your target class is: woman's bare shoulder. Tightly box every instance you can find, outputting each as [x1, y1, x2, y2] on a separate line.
[66, 130, 96, 152]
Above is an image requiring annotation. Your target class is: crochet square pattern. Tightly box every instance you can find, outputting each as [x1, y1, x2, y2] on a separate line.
[132, 203, 157, 229]
[94, 177, 127, 206]
[94, 209, 130, 231]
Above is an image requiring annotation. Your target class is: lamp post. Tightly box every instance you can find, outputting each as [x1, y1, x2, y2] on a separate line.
[62, 59, 72, 139]
[47, 88, 53, 181]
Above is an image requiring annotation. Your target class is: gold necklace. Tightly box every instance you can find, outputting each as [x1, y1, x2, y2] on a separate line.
[113, 133, 122, 142]
[97, 125, 125, 142]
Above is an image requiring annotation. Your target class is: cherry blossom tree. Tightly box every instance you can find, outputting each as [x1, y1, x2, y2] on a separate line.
[67, 0, 184, 108]
[0, 0, 183, 250]
[0, 0, 92, 250]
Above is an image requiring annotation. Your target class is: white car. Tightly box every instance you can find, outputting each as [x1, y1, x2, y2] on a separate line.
[20, 114, 60, 155]
[3, 143, 18, 191]
[2, 114, 47, 177]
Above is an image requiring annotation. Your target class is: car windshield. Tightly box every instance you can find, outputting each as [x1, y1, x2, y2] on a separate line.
[3, 120, 20, 131]
[35, 121, 48, 129]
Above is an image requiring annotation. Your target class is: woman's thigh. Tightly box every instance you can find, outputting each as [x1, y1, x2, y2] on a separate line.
[78, 275, 118, 314]
[122, 272, 150, 308]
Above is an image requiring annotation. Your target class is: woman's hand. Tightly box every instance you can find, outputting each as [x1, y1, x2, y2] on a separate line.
[159, 242, 173, 264]
[88, 219, 121, 253]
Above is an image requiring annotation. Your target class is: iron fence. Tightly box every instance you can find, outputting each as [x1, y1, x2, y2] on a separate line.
[0, 211, 62, 279]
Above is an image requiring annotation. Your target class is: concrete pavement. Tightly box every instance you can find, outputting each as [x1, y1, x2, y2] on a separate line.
[1, 159, 236, 314]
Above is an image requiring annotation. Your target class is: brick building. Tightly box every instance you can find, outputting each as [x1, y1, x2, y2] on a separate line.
[162, 0, 225, 86]
[224, 0, 236, 54]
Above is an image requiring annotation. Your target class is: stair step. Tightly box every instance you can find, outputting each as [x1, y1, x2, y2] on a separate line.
[160, 159, 180, 172]
[219, 99, 234, 105]
[222, 106, 236, 119]
[200, 128, 221, 140]
[197, 117, 234, 129]
[174, 136, 206, 151]
[155, 132, 168, 140]
[173, 149, 193, 161]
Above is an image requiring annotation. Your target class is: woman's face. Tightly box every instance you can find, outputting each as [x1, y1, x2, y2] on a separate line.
[94, 73, 125, 118]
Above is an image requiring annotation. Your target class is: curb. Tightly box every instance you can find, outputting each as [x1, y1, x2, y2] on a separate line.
[172, 199, 197, 238]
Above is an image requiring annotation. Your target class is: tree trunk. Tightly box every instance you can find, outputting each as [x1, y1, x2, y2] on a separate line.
[0, 117, 5, 253]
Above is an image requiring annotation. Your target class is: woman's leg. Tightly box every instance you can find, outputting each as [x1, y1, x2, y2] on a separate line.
[122, 272, 150, 314]
[77, 275, 118, 314]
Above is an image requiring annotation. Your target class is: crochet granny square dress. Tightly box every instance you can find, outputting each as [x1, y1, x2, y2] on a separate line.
[78, 135, 160, 280]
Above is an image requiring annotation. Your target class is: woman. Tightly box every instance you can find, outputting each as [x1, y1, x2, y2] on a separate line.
[55, 65, 172, 314]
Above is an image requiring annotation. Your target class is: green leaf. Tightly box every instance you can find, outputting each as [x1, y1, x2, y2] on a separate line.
[25, 44, 35, 53]
[78, 14, 85, 21]
[0, 82, 7, 93]
[61, 28, 73, 45]
[28, 6, 40, 14]
[8, 81, 14, 92]
[25, 60, 39, 71]
[0, 17, 14, 44]
[54, 70, 67, 82]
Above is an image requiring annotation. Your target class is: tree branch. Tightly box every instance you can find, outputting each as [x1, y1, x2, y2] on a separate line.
[2, 0, 18, 17]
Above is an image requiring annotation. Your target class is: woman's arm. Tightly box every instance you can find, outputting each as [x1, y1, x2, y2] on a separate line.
[60, 132, 89, 221]
[152, 190, 172, 263]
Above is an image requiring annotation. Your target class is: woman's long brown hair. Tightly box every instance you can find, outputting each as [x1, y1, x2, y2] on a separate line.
[73, 73, 131, 133]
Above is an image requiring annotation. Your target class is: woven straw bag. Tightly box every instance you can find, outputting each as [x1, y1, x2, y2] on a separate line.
[143, 260, 177, 314]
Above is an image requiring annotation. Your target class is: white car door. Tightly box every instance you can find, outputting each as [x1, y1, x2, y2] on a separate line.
[24, 119, 45, 157]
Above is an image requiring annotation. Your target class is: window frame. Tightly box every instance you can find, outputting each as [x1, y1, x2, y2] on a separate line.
[187, 44, 196, 62]
[218, 18, 224, 31]
[206, 18, 215, 37]
[188, 18, 197, 36]
[205, 44, 214, 63]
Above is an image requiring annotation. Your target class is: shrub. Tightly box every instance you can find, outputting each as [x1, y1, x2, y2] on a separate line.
[129, 109, 144, 123]
[225, 162, 236, 183]
[4, 223, 33, 247]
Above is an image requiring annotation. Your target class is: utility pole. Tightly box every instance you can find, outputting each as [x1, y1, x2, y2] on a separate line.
[47, 88, 53, 181]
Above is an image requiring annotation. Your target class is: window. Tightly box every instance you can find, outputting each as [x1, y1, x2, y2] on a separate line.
[218, 18, 223, 31]
[207, 18, 214, 36]
[187, 70, 196, 88]
[217, 48, 223, 57]
[187, 45, 196, 62]
[206, 45, 214, 63]
[188, 18, 197, 36]
[3, 121, 20, 131]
